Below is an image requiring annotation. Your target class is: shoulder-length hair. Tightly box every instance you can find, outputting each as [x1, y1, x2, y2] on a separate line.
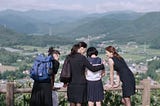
[105, 46, 122, 59]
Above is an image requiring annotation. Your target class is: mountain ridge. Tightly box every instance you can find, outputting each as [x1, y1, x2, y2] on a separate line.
[0, 9, 160, 48]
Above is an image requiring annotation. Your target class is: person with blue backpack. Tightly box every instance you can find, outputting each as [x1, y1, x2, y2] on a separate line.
[30, 47, 60, 106]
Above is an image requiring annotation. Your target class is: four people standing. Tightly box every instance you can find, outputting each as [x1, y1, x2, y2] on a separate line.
[30, 43, 136, 106]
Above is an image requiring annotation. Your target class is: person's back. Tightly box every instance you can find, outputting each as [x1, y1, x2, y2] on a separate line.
[69, 53, 88, 84]
[86, 57, 103, 81]
[30, 47, 60, 106]
[111, 56, 135, 84]
[86, 47, 105, 106]
[66, 42, 105, 106]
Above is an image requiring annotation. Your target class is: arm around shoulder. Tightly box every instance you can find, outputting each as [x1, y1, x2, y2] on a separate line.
[83, 56, 105, 72]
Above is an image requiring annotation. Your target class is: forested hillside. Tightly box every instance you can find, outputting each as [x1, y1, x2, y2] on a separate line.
[0, 10, 160, 48]
[107, 12, 160, 44]
[0, 25, 74, 47]
[0, 9, 87, 34]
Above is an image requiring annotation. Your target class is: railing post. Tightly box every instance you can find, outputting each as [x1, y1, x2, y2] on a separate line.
[142, 79, 151, 106]
[6, 82, 14, 106]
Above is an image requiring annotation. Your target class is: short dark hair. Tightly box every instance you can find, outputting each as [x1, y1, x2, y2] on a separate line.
[87, 47, 98, 57]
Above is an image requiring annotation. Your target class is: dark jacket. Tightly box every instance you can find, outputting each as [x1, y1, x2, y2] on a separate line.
[69, 53, 104, 84]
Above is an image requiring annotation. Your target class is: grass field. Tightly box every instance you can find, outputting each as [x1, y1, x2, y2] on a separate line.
[15, 43, 160, 63]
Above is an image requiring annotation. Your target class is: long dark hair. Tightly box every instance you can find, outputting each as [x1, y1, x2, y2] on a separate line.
[70, 44, 80, 56]
[105, 46, 122, 59]
[69, 41, 87, 56]
[78, 41, 87, 48]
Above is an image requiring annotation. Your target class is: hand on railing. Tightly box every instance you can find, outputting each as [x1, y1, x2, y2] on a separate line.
[104, 81, 120, 90]
[113, 83, 120, 88]
[104, 83, 113, 90]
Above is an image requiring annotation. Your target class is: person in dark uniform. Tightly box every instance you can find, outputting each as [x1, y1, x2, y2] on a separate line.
[30, 47, 60, 106]
[66, 42, 105, 106]
[105, 46, 135, 106]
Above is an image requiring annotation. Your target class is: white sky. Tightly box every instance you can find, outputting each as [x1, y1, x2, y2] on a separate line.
[0, 0, 160, 13]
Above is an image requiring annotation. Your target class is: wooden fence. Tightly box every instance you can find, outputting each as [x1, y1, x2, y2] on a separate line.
[0, 79, 160, 106]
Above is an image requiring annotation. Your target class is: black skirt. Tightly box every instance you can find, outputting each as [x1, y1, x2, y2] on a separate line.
[87, 80, 104, 102]
[122, 78, 136, 97]
[30, 82, 52, 106]
[67, 83, 87, 103]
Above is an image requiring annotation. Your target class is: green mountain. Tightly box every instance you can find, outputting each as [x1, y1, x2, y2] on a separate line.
[0, 9, 87, 34]
[108, 12, 160, 44]
[0, 10, 160, 48]
[50, 11, 142, 36]
[0, 25, 24, 46]
[0, 25, 74, 47]
[0, 10, 141, 35]
[54, 12, 160, 48]
[0, 10, 40, 34]
[58, 11, 160, 48]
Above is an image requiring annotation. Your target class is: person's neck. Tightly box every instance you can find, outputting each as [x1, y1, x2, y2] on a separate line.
[77, 50, 81, 54]
[91, 55, 97, 58]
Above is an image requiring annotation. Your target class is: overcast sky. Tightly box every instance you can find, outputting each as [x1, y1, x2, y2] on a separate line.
[0, 0, 160, 13]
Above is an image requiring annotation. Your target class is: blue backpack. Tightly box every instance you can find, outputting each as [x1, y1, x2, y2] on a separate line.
[30, 54, 53, 81]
